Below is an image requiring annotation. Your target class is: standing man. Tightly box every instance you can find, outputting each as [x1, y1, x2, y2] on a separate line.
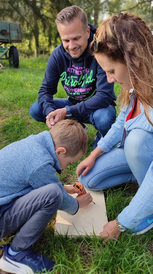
[30, 5, 116, 148]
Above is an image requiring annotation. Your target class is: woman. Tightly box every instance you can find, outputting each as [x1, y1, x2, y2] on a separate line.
[77, 13, 153, 240]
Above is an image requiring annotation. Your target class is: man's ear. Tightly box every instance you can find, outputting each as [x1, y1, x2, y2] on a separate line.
[55, 147, 67, 156]
[87, 25, 90, 39]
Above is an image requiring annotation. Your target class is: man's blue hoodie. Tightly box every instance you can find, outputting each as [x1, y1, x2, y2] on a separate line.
[38, 24, 116, 117]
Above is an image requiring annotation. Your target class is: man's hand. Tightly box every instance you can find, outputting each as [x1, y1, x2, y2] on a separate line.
[46, 108, 67, 129]
[76, 193, 93, 208]
[100, 220, 121, 240]
[76, 155, 95, 177]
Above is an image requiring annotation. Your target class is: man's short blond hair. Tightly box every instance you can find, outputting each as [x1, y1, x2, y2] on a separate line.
[55, 5, 88, 31]
[49, 119, 88, 156]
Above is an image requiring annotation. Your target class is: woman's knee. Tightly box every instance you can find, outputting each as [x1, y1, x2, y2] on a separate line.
[125, 129, 153, 164]
[79, 147, 129, 190]
[79, 174, 91, 189]
[79, 166, 108, 191]
[125, 129, 145, 160]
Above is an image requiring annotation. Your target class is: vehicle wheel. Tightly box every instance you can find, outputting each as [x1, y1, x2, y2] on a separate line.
[9, 46, 19, 68]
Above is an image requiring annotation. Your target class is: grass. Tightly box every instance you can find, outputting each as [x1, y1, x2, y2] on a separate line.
[0, 57, 153, 274]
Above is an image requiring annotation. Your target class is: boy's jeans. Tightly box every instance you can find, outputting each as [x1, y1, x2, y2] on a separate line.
[29, 100, 116, 137]
[0, 184, 63, 250]
[79, 129, 153, 229]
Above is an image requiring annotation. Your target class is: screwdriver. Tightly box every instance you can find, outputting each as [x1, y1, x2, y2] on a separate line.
[73, 183, 95, 204]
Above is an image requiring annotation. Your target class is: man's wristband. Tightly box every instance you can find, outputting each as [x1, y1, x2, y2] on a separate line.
[116, 217, 126, 232]
[65, 105, 72, 117]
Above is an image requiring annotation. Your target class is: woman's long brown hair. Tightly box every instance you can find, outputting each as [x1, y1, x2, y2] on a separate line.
[90, 13, 153, 125]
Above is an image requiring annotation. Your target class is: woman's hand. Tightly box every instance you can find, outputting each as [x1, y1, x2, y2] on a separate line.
[100, 220, 121, 240]
[76, 155, 96, 177]
[77, 147, 104, 177]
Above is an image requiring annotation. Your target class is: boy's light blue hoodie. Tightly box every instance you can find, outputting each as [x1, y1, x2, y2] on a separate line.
[0, 131, 79, 217]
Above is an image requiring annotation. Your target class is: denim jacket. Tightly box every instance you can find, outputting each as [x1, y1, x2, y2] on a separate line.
[98, 90, 153, 152]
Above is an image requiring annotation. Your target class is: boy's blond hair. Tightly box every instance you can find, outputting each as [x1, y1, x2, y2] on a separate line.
[49, 119, 88, 156]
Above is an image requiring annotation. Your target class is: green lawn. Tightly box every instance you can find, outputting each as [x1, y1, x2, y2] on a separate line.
[0, 57, 153, 274]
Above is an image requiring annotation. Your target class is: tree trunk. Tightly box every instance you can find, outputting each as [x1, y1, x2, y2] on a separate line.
[48, 22, 52, 48]
[32, 0, 39, 57]
[93, 0, 100, 27]
[33, 20, 39, 57]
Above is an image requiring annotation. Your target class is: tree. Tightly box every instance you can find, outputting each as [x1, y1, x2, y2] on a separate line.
[1, 0, 153, 57]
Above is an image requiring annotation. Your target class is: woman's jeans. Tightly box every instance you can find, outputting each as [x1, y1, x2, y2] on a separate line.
[79, 129, 153, 229]
[29, 100, 116, 137]
[0, 184, 63, 250]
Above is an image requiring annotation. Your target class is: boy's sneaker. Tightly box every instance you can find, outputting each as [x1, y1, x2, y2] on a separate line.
[0, 244, 54, 274]
[129, 213, 153, 235]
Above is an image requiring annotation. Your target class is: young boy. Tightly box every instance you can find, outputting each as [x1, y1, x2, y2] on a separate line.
[0, 119, 92, 273]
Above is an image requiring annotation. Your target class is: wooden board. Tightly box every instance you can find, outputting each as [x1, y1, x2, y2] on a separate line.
[55, 189, 108, 236]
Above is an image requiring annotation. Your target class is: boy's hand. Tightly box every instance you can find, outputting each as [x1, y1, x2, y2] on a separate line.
[76, 193, 93, 208]
[64, 183, 86, 195]
[73, 182, 86, 195]
[100, 220, 121, 240]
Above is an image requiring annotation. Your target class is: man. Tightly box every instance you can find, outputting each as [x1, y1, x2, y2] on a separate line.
[29, 5, 116, 147]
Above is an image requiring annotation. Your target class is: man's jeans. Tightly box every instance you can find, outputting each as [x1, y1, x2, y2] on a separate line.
[79, 129, 153, 229]
[0, 184, 63, 250]
[29, 99, 116, 137]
